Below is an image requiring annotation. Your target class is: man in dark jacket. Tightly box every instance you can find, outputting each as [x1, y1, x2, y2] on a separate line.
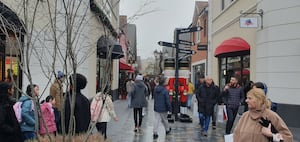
[0, 82, 22, 142]
[130, 75, 147, 133]
[196, 76, 219, 136]
[65, 73, 91, 134]
[222, 77, 244, 134]
[152, 76, 172, 139]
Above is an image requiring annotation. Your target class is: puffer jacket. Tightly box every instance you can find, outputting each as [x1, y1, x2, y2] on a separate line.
[19, 96, 35, 132]
[39, 102, 57, 135]
[153, 85, 171, 112]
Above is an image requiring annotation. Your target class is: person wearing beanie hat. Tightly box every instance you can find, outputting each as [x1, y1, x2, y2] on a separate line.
[135, 75, 143, 81]
[253, 82, 277, 112]
[130, 74, 147, 133]
[0, 82, 22, 142]
[64, 73, 91, 134]
[234, 88, 293, 142]
[50, 71, 66, 133]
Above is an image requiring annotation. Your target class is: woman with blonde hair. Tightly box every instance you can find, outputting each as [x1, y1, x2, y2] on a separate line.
[234, 88, 293, 142]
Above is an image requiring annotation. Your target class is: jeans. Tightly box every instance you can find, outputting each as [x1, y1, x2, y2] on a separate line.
[187, 94, 193, 107]
[22, 131, 35, 141]
[198, 112, 211, 132]
[225, 105, 239, 134]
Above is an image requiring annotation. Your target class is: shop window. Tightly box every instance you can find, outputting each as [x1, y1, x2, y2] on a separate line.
[219, 55, 250, 89]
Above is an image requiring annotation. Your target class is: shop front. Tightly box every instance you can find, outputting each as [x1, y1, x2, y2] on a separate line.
[214, 37, 250, 89]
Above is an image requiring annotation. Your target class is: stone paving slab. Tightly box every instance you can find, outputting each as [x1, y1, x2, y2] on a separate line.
[106, 99, 299, 142]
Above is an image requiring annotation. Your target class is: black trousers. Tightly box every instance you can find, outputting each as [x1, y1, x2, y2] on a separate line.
[225, 106, 239, 134]
[133, 108, 143, 127]
[96, 122, 107, 139]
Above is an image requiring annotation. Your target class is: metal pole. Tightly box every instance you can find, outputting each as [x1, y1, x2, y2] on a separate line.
[174, 30, 179, 121]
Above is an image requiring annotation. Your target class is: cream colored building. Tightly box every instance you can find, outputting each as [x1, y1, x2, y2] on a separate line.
[209, 0, 257, 89]
[209, 0, 300, 128]
[1, 0, 121, 99]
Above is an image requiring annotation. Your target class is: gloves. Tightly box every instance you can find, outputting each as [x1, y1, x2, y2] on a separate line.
[259, 117, 271, 127]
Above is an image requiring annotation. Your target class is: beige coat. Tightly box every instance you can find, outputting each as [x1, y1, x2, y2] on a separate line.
[50, 79, 63, 111]
[90, 93, 116, 123]
[234, 108, 293, 142]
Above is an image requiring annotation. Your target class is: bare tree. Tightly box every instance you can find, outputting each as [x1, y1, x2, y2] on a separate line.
[0, 0, 157, 141]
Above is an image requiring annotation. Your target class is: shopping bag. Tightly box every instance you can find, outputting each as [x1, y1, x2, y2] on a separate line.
[224, 133, 233, 142]
[217, 105, 224, 123]
[193, 101, 198, 117]
[223, 105, 228, 121]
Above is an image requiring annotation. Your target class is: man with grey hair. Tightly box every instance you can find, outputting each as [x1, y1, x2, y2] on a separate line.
[195, 76, 219, 136]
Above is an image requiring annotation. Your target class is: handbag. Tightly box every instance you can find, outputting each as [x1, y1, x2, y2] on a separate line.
[217, 105, 228, 122]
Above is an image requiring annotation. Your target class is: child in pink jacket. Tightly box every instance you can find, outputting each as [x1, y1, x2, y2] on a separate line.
[39, 96, 57, 136]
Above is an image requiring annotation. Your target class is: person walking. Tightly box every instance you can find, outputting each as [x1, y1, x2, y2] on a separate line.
[195, 74, 205, 91]
[152, 76, 172, 139]
[195, 77, 219, 136]
[19, 84, 39, 141]
[234, 88, 293, 142]
[0, 82, 22, 142]
[187, 80, 195, 109]
[126, 78, 134, 108]
[91, 92, 118, 139]
[64, 73, 91, 134]
[130, 74, 147, 133]
[50, 71, 65, 133]
[211, 81, 221, 130]
[222, 77, 244, 134]
[39, 96, 57, 137]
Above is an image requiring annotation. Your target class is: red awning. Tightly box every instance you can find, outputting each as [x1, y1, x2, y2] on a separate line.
[119, 62, 134, 72]
[214, 37, 250, 58]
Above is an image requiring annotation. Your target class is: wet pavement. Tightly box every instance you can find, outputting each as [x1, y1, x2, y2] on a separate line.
[105, 99, 300, 142]
[106, 99, 227, 142]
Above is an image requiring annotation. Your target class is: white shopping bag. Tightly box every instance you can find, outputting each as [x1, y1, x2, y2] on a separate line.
[224, 133, 233, 142]
[217, 105, 228, 122]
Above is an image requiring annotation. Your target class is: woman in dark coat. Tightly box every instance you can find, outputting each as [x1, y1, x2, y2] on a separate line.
[0, 82, 22, 142]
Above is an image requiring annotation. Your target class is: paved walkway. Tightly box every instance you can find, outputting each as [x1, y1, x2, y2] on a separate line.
[106, 99, 299, 142]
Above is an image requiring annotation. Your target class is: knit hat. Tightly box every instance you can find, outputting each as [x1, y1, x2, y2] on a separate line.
[135, 75, 143, 81]
[57, 71, 65, 79]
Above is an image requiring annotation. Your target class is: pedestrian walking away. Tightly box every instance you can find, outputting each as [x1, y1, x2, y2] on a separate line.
[196, 76, 219, 136]
[152, 76, 172, 139]
[187, 80, 195, 109]
[234, 88, 293, 142]
[130, 74, 147, 133]
[221, 77, 244, 134]
[126, 78, 134, 108]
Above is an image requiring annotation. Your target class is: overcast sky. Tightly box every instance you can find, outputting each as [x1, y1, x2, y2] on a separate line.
[120, 0, 205, 59]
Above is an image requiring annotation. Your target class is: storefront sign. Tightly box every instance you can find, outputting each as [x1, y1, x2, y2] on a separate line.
[240, 17, 258, 28]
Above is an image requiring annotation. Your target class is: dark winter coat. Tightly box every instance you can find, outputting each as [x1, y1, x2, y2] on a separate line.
[130, 80, 147, 108]
[65, 91, 91, 134]
[0, 100, 23, 142]
[196, 84, 219, 115]
[153, 85, 171, 112]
